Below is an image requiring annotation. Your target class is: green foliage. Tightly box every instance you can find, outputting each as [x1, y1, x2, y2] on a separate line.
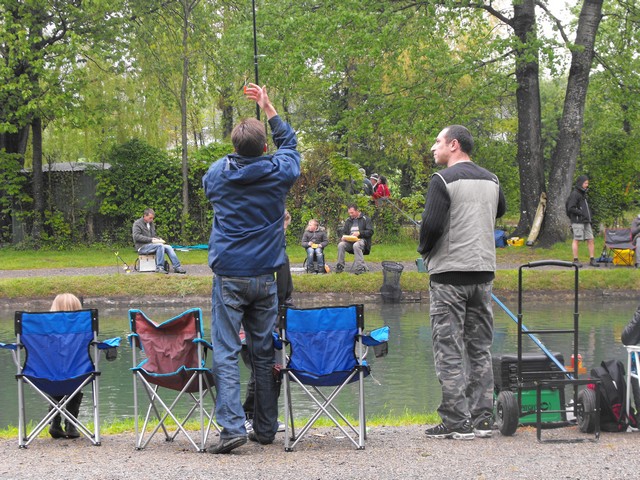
[95, 139, 183, 242]
[578, 72, 640, 227]
[474, 137, 519, 218]
[40, 210, 72, 249]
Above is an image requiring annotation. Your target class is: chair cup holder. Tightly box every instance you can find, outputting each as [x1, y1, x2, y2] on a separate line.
[373, 342, 388, 358]
[105, 347, 118, 361]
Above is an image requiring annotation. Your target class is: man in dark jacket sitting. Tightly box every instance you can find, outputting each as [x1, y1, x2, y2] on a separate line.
[335, 204, 373, 275]
[132, 208, 186, 274]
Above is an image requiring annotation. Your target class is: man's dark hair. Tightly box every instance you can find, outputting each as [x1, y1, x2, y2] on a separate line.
[231, 118, 267, 157]
[444, 125, 474, 155]
[347, 203, 358, 211]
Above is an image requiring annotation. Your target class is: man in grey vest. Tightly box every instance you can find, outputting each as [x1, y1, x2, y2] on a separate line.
[418, 125, 506, 440]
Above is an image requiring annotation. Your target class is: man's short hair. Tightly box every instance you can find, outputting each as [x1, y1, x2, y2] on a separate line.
[143, 208, 155, 217]
[347, 203, 358, 211]
[443, 125, 474, 155]
[231, 118, 267, 157]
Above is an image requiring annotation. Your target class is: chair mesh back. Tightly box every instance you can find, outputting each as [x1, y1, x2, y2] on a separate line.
[132, 309, 206, 392]
[285, 306, 359, 386]
[19, 310, 96, 396]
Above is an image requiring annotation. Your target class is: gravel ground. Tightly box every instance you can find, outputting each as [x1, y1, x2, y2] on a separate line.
[1, 424, 638, 480]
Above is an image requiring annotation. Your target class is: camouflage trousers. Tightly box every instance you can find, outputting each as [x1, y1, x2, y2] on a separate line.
[429, 281, 494, 429]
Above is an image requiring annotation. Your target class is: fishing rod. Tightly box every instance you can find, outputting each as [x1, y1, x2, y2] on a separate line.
[114, 251, 131, 274]
[251, 0, 260, 120]
[491, 293, 572, 378]
[378, 197, 421, 227]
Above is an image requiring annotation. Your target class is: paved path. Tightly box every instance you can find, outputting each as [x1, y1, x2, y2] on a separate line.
[0, 261, 418, 279]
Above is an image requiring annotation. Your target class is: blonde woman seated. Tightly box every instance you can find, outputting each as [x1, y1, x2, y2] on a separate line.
[301, 219, 329, 274]
[49, 293, 84, 439]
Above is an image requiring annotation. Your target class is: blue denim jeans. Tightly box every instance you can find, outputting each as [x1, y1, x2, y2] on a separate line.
[138, 243, 182, 268]
[306, 247, 325, 271]
[211, 274, 279, 441]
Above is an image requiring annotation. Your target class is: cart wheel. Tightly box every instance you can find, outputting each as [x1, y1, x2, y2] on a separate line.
[496, 390, 519, 436]
[577, 388, 597, 433]
[134, 258, 140, 272]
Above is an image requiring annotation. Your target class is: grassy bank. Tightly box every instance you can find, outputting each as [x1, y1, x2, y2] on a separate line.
[1, 268, 639, 300]
[0, 410, 442, 440]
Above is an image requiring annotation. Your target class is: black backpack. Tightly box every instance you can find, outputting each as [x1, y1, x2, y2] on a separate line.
[589, 359, 636, 432]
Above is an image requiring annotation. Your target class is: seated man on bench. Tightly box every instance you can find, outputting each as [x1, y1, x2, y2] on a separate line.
[335, 204, 373, 275]
[132, 208, 186, 274]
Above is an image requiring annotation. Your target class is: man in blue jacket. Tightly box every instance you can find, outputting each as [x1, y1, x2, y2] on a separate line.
[202, 84, 300, 454]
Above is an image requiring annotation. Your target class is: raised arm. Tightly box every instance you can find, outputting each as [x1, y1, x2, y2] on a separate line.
[244, 83, 277, 120]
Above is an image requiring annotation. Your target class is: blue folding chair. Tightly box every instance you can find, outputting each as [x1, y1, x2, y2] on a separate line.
[277, 304, 389, 450]
[0, 309, 120, 448]
[128, 308, 218, 452]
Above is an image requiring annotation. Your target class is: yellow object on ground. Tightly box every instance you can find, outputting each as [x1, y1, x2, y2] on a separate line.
[613, 249, 635, 266]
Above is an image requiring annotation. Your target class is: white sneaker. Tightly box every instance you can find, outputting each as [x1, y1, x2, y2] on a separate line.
[277, 421, 286, 432]
[244, 419, 254, 433]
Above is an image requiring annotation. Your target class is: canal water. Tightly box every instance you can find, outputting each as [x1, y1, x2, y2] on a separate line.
[0, 297, 636, 429]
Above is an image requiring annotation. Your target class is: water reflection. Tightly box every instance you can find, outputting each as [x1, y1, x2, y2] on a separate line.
[0, 298, 636, 429]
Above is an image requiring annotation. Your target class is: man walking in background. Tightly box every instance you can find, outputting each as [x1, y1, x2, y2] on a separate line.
[418, 125, 506, 440]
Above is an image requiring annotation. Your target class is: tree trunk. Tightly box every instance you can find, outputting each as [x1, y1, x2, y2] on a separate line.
[218, 86, 234, 139]
[31, 117, 44, 242]
[511, 0, 544, 237]
[540, 0, 604, 246]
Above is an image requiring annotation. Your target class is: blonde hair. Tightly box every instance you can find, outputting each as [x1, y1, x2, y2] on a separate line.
[306, 219, 319, 230]
[50, 293, 82, 312]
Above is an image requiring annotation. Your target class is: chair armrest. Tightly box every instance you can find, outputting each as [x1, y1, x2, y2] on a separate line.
[273, 331, 283, 350]
[97, 337, 121, 349]
[127, 333, 140, 349]
[363, 326, 389, 345]
[193, 338, 213, 350]
[0, 342, 18, 351]
[362, 326, 390, 358]
[95, 337, 121, 361]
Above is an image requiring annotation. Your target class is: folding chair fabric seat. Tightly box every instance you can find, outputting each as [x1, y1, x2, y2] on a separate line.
[278, 304, 389, 451]
[0, 309, 120, 448]
[604, 228, 635, 266]
[128, 308, 218, 452]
